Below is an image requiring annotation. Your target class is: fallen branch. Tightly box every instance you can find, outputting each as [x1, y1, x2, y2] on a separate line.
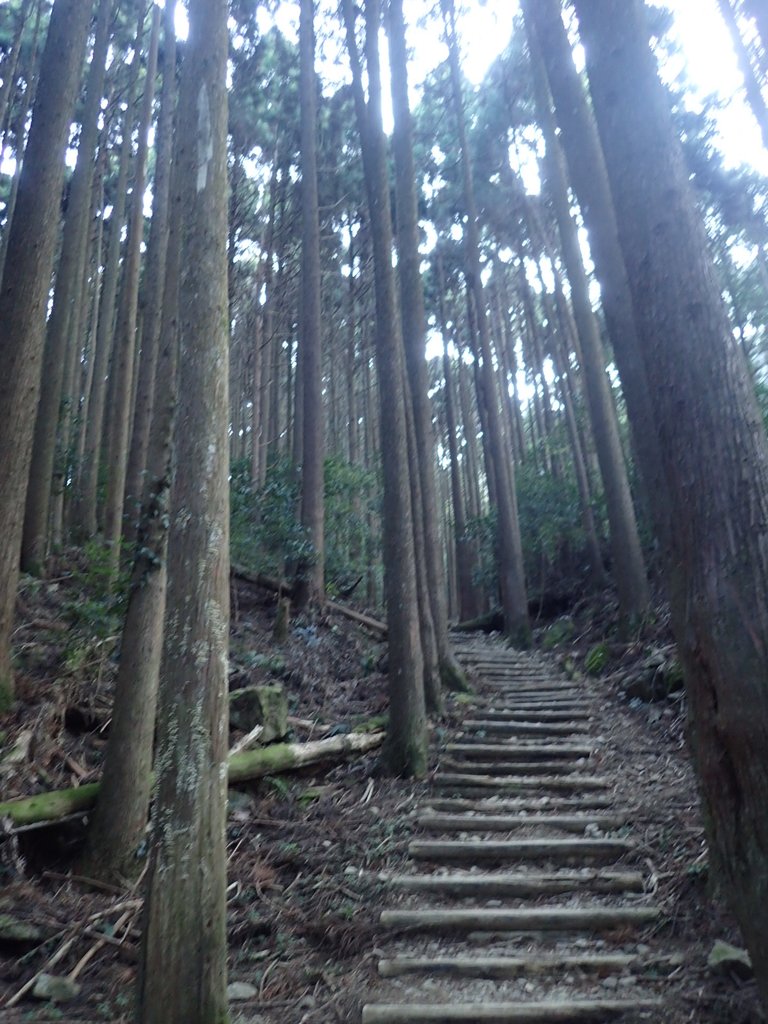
[228, 724, 264, 757]
[0, 732, 385, 828]
[324, 598, 387, 638]
[232, 564, 387, 638]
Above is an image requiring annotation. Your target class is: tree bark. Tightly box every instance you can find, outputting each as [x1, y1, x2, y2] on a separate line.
[716, 0, 768, 150]
[79, 85, 181, 886]
[123, 0, 177, 543]
[0, 0, 93, 709]
[294, 0, 325, 609]
[573, 0, 768, 1005]
[103, 3, 159, 582]
[137, 0, 230, 1016]
[0, 0, 33, 144]
[521, 0, 669, 553]
[441, 0, 530, 646]
[20, 0, 113, 574]
[388, 0, 465, 693]
[437, 292, 479, 623]
[525, 25, 649, 629]
[342, 0, 427, 776]
[743, 0, 768, 59]
[74, 26, 142, 540]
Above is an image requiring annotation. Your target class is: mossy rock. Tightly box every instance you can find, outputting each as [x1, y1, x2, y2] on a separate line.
[229, 684, 288, 742]
[664, 657, 684, 692]
[542, 616, 575, 651]
[708, 939, 752, 979]
[585, 643, 610, 675]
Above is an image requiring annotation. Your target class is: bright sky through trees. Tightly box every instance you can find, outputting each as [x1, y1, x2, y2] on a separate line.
[234, 0, 766, 176]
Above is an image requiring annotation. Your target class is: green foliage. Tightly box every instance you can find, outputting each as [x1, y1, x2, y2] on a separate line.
[323, 455, 378, 596]
[230, 456, 313, 577]
[542, 616, 575, 651]
[585, 643, 610, 675]
[464, 507, 499, 597]
[231, 454, 379, 593]
[516, 463, 586, 580]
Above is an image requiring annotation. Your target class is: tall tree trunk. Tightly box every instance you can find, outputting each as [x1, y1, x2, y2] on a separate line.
[137, 0, 230, 1015]
[574, 0, 768, 1004]
[441, 0, 530, 645]
[716, 0, 768, 150]
[21, 0, 113, 574]
[387, 0, 465, 692]
[550, 326, 606, 587]
[0, 0, 43, 283]
[73, 171, 106, 490]
[743, 0, 768, 58]
[525, 26, 649, 629]
[80, 140, 181, 886]
[404, 370, 443, 714]
[0, 0, 33, 144]
[441, 336, 479, 622]
[522, 0, 669, 551]
[74, 34, 142, 539]
[0, 0, 93, 709]
[124, 0, 177, 541]
[103, 3, 159, 581]
[342, 0, 427, 776]
[294, 0, 324, 609]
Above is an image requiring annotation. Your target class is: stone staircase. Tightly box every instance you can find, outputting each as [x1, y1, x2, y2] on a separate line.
[362, 634, 680, 1022]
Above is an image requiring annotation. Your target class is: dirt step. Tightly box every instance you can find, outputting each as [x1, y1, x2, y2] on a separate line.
[377, 951, 683, 978]
[417, 812, 628, 833]
[462, 720, 590, 737]
[441, 760, 591, 776]
[408, 837, 634, 862]
[434, 773, 612, 793]
[361, 998, 661, 1022]
[481, 701, 587, 712]
[447, 743, 593, 760]
[381, 906, 660, 935]
[388, 869, 645, 896]
[425, 795, 617, 813]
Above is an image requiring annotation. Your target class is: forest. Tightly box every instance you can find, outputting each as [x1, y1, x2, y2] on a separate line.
[1, 0, 768, 1020]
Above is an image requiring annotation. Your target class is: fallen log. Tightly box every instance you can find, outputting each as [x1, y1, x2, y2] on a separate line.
[0, 731, 385, 828]
[231, 563, 387, 638]
[231, 564, 286, 595]
[453, 609, 504, 634]
[324, 598, 387, 638]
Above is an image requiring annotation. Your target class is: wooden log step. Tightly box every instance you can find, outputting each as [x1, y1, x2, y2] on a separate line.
[362, 998, 661, 1022]
[462, 721, 590, 737]
[389, 869, 645, 897]
[380, 905, 660, 934]
[434, 773, 612, 793]
[492, 689, 581, 700]
[378, 951, 682, 979]
[479, 681, 566, 688]
[442, 759, 587, 776]
[426, 795, 616, 813]
[417, 812, 627, 834]
[477, 709, 591, 722]
[488, 700, 585, 710]
[408, 837, 635, 862]
[447, 743, 593, 760]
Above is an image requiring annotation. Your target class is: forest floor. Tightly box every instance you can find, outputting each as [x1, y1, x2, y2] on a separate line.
[0, 565, 763, 1023]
